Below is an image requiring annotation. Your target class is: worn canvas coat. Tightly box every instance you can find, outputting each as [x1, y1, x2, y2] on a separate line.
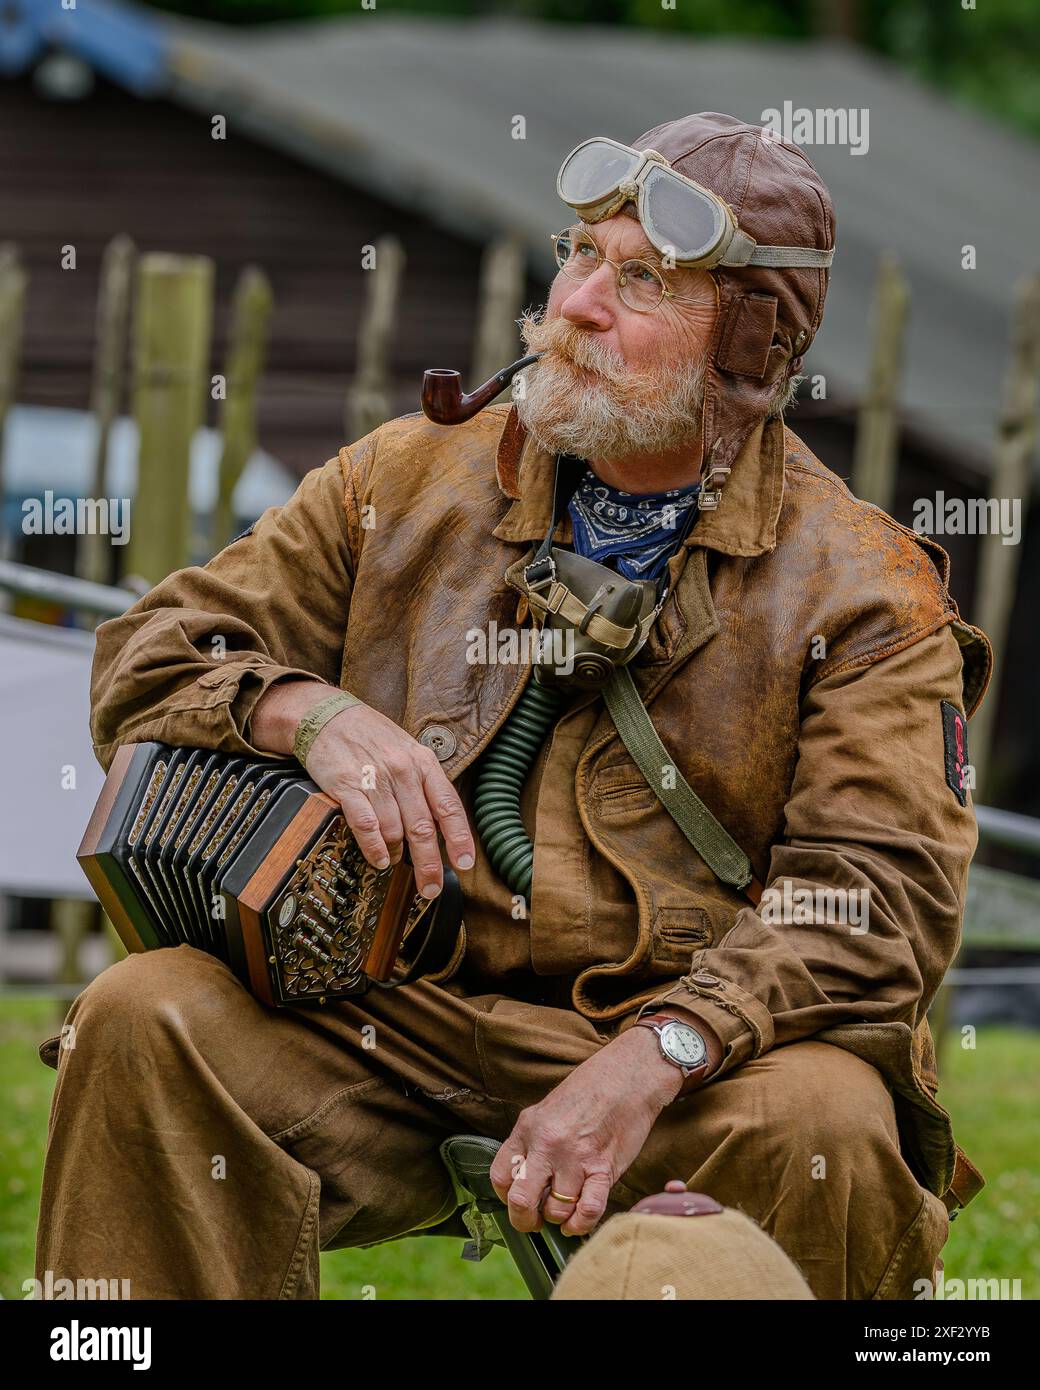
[89, 402, 992, 1215]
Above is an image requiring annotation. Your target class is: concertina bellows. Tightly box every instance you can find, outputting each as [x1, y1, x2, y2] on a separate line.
[77, 742, 463, 1007]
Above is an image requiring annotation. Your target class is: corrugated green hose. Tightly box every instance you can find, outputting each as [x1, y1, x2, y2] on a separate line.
[472, 679, 566, 900]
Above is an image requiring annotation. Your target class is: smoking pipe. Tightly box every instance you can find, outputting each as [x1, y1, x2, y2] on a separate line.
[421, 353, 542, 425]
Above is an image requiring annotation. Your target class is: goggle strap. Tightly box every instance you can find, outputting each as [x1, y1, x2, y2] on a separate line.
[722, 233, 834, 269]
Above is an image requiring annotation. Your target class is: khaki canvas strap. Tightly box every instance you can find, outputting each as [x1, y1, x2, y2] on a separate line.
[526, 578, 657, 652]
[723, 229, 835, 268]
[603, 666, 763, 905]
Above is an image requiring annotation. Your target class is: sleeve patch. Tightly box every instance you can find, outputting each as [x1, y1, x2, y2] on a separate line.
[940, 699, 969, 806]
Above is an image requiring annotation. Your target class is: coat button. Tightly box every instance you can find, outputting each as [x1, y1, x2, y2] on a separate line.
[690, 971, 721, 986]
[418, 724, 456, 761]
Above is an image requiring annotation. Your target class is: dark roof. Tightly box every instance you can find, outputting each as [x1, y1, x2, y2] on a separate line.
[158, 15, 1040, 474]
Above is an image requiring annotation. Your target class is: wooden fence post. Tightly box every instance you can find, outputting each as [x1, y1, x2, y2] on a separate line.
[928, 979, 956, 1072]
[51, 898, 96, 992]
[0, 242, 28, 563]
[967, 274, 1040, 799]
[345, 236, 404, 442]
[211, 265, 273, 554]
[126, 254, 214, 586]
[103, 910, 127, 965]
[852, 253, 908, 512]
[79, 234, 136, 587]
[471, 235, 526, 395]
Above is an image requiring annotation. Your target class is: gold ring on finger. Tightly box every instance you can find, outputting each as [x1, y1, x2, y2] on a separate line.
[549, 1189, 579, 1204]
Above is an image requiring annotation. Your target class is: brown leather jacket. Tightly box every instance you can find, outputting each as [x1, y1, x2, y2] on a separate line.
[89, 402, 992, 1214]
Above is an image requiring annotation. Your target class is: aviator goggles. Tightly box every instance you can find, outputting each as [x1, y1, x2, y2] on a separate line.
[557, 136, 835, 271]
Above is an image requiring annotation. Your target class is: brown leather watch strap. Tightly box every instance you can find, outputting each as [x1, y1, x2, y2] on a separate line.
[675, 1064, 712, 1099]
[635, 1013, 714, 1098]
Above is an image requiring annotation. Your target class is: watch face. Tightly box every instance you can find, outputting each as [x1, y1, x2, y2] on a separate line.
[660, 1021, 707, 1068]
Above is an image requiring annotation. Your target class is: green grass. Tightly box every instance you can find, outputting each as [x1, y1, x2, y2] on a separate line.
[2, 999, 1036, 1300]
[935, 1028, 1040, 1297]
[319, 1232, 525, 1300]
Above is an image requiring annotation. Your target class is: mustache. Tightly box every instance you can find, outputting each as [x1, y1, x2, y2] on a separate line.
[519, 313, 639, 386]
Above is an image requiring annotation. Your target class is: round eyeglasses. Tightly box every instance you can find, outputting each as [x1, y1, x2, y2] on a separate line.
[550, 226, 678, 313]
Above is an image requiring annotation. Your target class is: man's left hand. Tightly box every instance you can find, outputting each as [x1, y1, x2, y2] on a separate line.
[488, 1023, 691, 1238]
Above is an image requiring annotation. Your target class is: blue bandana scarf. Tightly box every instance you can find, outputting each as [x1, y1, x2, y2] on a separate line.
[567, 467, 701, 583]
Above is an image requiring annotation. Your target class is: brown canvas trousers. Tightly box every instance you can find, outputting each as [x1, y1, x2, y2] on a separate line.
[35, 942, 949, 1300]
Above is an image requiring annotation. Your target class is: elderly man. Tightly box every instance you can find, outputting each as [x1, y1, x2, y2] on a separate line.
[36, 113, 990, 1301]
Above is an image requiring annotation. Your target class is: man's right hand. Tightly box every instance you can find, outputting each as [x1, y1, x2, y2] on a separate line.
[250, 680, 475, 898]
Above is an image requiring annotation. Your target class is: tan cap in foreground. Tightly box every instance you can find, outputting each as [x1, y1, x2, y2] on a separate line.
[550, 1193, 816, 1301]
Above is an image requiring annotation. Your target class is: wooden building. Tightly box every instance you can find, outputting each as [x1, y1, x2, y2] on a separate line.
[0, 73, 540, 484]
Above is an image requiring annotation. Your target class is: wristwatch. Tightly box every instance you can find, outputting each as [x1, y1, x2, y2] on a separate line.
[634, 1014, 712, 1097]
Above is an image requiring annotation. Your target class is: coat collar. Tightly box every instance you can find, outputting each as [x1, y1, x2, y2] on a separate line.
[492, 403, 786, 559]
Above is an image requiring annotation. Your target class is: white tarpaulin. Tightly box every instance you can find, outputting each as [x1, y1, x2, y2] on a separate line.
[2, 404, 295, 549]
[0, 614, 105, 898]
[0, 405, 298, 897]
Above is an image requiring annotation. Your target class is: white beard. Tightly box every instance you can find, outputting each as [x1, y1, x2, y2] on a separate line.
[514, 336, 706, 462]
